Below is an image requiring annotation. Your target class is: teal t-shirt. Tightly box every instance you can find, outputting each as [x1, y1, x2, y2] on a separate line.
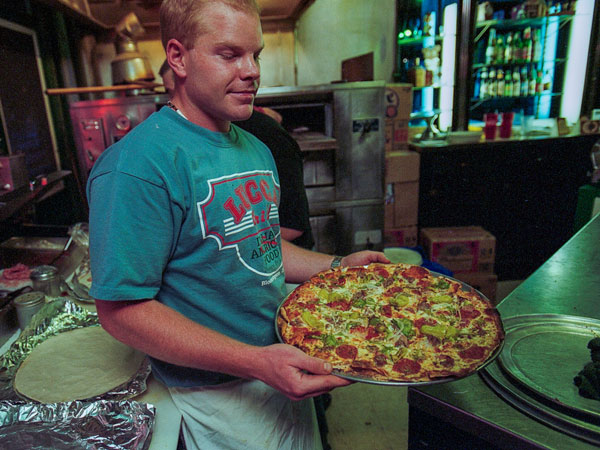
[86, 107, 287, 387]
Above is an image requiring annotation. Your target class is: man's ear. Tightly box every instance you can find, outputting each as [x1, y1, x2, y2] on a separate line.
[166, 39, 187, 78]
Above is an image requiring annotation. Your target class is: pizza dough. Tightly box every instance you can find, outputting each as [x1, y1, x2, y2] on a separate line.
[14, 326, 145, 403]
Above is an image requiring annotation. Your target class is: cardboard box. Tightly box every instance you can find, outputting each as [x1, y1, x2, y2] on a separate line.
[383, 226, 418, 248]
[420, 226, 496, 274]
[453, 272, 498, 305]
[385, 84, 412, 152]
[385, 151, 420, 184]
[385, 182, 419, 228]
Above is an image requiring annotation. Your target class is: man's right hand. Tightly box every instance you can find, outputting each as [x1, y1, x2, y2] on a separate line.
[252, 343, 353, 401]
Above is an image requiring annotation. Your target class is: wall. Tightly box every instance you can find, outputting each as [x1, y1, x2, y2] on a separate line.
[89, 0, 396, 89]
[295, 0, 397, 85]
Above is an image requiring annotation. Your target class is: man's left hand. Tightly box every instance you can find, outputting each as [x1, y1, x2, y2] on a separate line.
[340, 251, 390, 268]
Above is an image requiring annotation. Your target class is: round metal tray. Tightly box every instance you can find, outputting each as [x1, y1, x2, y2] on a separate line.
[481, 314, 600, 446]
[274, 267, 504, 386]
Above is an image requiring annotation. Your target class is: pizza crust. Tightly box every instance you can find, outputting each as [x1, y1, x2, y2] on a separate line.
[14, 326, 145, 403]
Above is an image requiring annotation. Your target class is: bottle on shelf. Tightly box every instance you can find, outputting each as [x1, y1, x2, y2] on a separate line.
[528, 66, 537, 95]
[523, 28, 533, 63]
[520, 66, 529, 96]
[488, 67, 497, 98]
[532, 28, 542, 63]
[495, 35, 505, 64]
[543, 70, 552, 92]
[513, 32, 523, 63]
[480, 67, 488, 99]
[504, 32, 513, 63]
[504, 69, 513, 97]
[512, 68, 521, 97]
[497, 69, 505, 97]
[486, 28, 497, 65]
[535, 70, 543, 94]
[473, 69, 481, 99]
[408, 57, 426, 87]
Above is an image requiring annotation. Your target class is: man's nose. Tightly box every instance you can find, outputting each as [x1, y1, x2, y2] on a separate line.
[240, 55, 260, 80]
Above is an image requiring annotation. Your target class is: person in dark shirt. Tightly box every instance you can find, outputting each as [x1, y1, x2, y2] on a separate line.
[235, 110, 314, 250]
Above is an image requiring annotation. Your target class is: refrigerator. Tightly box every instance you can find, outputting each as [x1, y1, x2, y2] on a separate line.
[394, 0, 598, 133]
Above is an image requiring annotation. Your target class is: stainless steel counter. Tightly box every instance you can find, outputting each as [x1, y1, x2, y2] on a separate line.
[408, 212, 600, 449]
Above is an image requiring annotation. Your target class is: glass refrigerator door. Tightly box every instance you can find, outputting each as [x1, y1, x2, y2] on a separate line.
[469, 0, 595, 132]
[394, 1, 458, 132]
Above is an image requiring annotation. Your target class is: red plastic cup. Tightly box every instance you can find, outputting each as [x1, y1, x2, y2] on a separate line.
[484, 124, 497, 140]
[499, 112, 514, 139]
[484, 112, 498, 126]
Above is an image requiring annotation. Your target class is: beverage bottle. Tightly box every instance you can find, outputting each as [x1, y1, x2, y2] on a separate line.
[488, 67, 497, 97]
[495, 36, 505, 64]
[535, 70, 543, 94]
[520, 66, 529, 96]
[415, 57, 426, 87]
[523, 28, 533, 63]
[504, 32, 513, 63]
[543, 70, 552, 92]
[529, 66, 537, 95]
[513, 32, 523, 63]
[480, 67, 488, 99]
[497, 69, 505, 97]
[504, 69, 513, 97]
[486, 29, 497, 65]
[533, 29, 542, 63]
[473, 69, 481, 99]
[512, 69, 521, 97]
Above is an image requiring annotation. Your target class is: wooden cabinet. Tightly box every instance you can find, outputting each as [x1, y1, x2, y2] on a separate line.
[414, 134, 597, 280]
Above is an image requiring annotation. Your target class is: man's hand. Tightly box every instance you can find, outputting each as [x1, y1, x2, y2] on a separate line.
[341, 250, 390, 268]
[253, 344, 352, 401]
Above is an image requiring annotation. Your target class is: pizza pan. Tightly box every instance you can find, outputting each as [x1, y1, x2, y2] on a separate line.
[492, 314, 600, 421]
[274, 267, 504, 387]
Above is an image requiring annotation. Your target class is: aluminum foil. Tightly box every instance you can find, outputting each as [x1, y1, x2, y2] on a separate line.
[0, 298, 151, 402]
[0, 399, 155, 450]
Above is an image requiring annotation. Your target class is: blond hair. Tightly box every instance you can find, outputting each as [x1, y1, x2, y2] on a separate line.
[160, 0, 261, 50]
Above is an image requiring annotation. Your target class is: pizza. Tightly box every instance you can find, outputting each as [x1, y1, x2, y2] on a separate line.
[277, 263, 504, 383]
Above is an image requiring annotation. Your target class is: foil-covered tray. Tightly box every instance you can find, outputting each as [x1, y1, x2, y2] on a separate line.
[0, 298, 151, 402]
[0, 399, 155, 450]
[275, 268, 504, 386]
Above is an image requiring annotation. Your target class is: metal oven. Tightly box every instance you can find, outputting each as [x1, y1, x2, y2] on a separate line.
[69, 82, 386, 255]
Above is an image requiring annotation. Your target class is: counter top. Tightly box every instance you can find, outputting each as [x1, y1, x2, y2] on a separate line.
[409, 132, 599, 151]
[410, 212, 600, 449]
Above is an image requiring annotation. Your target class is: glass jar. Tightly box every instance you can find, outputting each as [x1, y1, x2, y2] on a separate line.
[14, 291, 45, 329]
[30, 265, 62, 297]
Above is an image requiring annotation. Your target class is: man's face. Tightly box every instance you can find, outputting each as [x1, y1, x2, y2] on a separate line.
[177, 3, 263, 132]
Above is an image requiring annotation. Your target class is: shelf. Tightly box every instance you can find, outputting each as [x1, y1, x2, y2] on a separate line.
[474, 14, 573, 42]
[410, 109, 441, 120]
[290, 132, 338, 151]
[397, 35, 442, 47]
[412, 85, 442, 91]
[469, 93, 561, 110]
[472, 58, 566, 70]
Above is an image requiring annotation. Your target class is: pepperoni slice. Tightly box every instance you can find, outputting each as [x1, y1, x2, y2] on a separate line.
[381, 304, 393, 317]
[366, 326, 382, 340]
[460, 307, 481, 319]
[402, 265, 430, 280]
[327, 300, 351, 311]
[335, 344, 358, 360]
[459, 345, 486, 360]
[392, 358, 421, 374]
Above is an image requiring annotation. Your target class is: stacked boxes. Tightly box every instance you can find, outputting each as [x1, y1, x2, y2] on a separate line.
[384, 151, 420, 248]
[384, 84, 412, 152]
[420, 226, 498, 303]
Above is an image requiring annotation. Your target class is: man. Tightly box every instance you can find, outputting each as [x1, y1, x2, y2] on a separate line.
[87, 1, 388, 448]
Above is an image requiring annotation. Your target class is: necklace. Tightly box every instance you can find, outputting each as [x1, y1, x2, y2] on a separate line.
[167, 100, 178, 111]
